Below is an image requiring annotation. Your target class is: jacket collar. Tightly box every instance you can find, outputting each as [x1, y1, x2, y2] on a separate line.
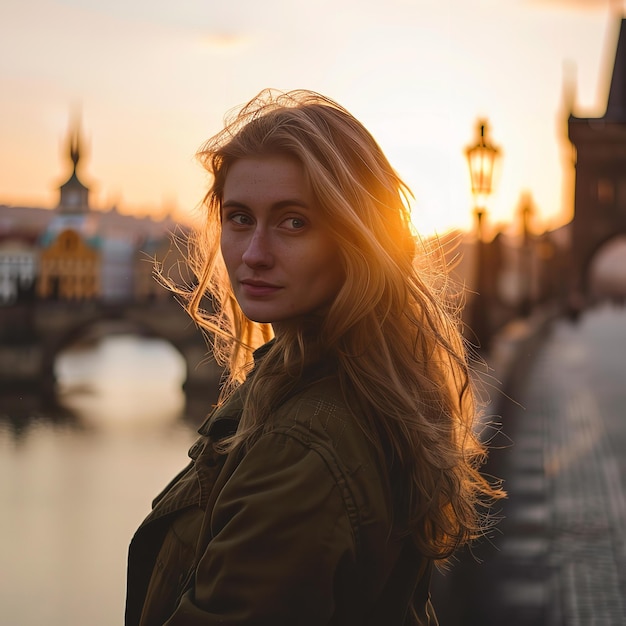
[197, 340, 275, 439]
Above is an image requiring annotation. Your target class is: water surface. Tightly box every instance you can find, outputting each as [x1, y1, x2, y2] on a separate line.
[0, 335, 203, 626]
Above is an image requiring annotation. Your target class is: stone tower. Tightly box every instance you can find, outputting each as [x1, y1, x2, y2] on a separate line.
[568, 19, 626, 297]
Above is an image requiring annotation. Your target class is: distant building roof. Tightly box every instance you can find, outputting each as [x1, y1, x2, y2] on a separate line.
[39, 213, 101, 249]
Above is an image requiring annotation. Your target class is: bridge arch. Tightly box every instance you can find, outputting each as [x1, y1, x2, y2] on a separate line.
[584, 233, 626, 301]
[34, 301, 222, 394]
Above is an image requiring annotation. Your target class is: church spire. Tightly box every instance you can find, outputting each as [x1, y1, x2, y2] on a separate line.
[69, 127, 80, 171]
[58, 113, 90, 214]
[67, 111, 84, 173]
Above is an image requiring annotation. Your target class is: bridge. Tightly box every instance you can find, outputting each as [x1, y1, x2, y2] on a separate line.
[0, 298, 223, 395]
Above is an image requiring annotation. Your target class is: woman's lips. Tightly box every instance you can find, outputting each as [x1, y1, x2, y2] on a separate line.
[239, 280, 282, 297]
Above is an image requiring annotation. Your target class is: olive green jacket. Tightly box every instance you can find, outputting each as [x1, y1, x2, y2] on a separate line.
[125, 364, 437, 626]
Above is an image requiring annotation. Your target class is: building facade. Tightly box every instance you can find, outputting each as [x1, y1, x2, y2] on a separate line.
[0, 235, 38, 305]
[0, 119, 186, 305]
[37, 228, 100, 300]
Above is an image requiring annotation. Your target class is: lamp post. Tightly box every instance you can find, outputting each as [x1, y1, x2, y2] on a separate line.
[518, 193, 533, 317]
[465, 119, 500, 349]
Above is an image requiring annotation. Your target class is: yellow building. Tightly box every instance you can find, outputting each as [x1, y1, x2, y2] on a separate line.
[37, 228, 100, 300]
[36, 121, 101, 301]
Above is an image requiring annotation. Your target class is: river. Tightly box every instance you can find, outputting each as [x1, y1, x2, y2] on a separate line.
[0, 335, 210, 626]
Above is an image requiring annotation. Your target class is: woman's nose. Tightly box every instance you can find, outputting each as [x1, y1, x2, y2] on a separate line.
[241, 229, 273, 268]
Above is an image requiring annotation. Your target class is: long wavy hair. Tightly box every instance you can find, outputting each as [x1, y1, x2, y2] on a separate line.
[176, 89, 504, 562]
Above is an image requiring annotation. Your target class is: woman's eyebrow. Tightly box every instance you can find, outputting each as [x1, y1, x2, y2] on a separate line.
[221, 200, 249, 210]
[222, 199, 311, 211]
[271, 199, 311, 211]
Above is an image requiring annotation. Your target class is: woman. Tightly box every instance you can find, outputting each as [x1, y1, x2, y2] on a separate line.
[125, 89, 504, 626]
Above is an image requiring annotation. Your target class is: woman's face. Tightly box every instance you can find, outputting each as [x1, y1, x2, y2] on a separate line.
[220, 154, 344, 332]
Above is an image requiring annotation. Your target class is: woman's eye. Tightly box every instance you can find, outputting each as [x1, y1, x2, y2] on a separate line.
[282, 217, 306, 230]
[228, 213, 252, 226]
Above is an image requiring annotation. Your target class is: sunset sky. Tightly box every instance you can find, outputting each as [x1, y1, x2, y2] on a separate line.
[0, 0, 622, 236]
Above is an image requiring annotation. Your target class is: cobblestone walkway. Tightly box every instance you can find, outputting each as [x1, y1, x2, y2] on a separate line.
[542, 317, 626, 625]
[493, 308, 626, 625]
[433, 306, 626, 625]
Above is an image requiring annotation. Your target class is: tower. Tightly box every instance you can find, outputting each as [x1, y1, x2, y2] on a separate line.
[567, 18, 626, 297]
[58, 118, 90, 214]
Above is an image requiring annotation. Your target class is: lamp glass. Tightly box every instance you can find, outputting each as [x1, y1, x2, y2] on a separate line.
[467, 142, 497, 196]
[466, 121, 499, 199]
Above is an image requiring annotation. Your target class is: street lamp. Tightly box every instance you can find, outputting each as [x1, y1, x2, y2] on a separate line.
[465, 119, 500, 348]
[466, 119, 500, 233]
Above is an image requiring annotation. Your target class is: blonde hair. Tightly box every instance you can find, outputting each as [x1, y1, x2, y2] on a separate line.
[179, 89, 503, 562]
